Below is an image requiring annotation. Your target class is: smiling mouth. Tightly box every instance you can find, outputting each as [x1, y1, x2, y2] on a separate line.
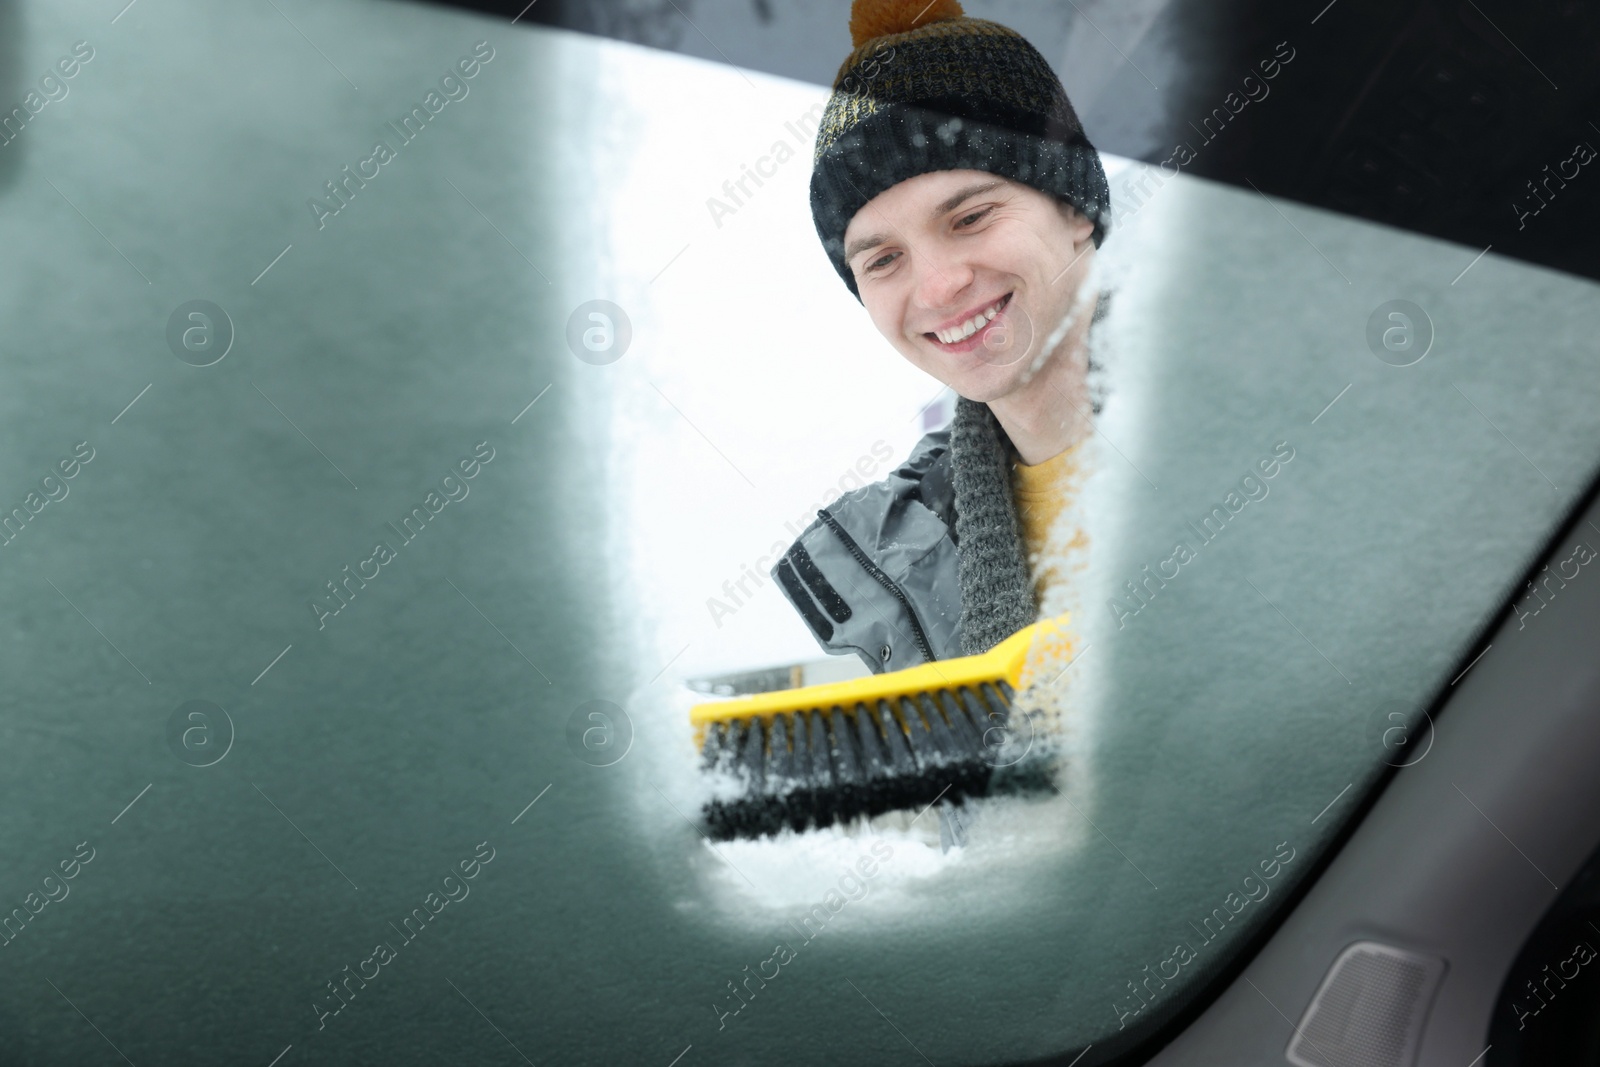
[926, 293, 1012, 348]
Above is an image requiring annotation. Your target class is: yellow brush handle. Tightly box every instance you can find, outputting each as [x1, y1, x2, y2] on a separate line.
[688, 613, 1071, 727]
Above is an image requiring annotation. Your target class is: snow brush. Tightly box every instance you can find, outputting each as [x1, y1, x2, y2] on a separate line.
[690, 615, 1073, 841]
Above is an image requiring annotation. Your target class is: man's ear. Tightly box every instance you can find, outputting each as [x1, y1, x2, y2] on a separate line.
[1059, 200, 1094, 244]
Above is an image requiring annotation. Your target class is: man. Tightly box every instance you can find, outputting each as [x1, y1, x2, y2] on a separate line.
[770, 0, 1113, 675]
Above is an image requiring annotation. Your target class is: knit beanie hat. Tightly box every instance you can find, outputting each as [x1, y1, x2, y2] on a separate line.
[811, 0, 1113, 302]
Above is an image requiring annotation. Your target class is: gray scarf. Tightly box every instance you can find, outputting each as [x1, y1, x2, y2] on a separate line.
[949, 396, 1038, 655]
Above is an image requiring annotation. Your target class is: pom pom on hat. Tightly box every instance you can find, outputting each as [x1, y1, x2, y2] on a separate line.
[849, 0, 965, 47]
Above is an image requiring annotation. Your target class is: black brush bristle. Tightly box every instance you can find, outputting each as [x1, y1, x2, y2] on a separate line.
[699, 680, 1049, 841]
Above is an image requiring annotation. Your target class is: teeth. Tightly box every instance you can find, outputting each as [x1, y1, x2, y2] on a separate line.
[935, 296, 1006, 344]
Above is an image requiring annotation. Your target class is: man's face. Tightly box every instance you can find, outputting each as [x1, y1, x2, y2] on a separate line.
[842, 169, 1096, 403]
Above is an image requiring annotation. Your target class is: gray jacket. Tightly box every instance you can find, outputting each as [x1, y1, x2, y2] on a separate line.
[769, 397, 1040, 675]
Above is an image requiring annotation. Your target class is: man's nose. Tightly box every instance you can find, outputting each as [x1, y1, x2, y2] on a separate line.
[913, 243, 975, 310]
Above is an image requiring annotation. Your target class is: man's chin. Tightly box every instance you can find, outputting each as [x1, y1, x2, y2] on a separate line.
[939, 358, 1024, 402]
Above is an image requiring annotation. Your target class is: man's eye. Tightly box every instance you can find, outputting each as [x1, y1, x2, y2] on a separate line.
[865, 251, 898, 273]
[957, 207, 993, 228]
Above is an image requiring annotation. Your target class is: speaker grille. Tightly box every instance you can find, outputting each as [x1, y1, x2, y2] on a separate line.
[1286, 941, 1447, 1067]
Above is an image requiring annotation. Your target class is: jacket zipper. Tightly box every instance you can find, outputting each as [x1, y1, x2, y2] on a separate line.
[816, 509, 936, 664]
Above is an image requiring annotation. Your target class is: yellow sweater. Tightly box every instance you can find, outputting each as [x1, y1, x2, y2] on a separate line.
[1011, 436, 1089, 604]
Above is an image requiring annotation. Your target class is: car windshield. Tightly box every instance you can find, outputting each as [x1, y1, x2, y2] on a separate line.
[4, 6, 1597, 1067]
